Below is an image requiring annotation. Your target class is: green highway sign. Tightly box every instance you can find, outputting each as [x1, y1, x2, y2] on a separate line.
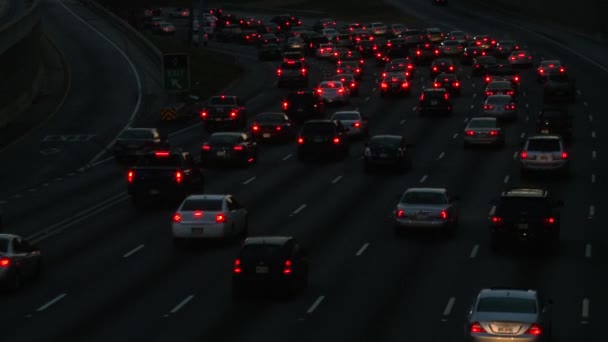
[163, 53, 191, 92]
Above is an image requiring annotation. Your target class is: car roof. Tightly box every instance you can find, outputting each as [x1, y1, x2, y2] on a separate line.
[479, 288, 538, 300]
[541, 60, 561, 65]
[370, 134, 402, 141]
[424, 88, 445, 92]
[211, 132, 243, 138]
[184, 194, 227, 201]
[469, 117, 496, 122]
[501, 188, 547, 198]
[488, 81, 512, 87]
[486, 95, 512, 101]
[527, 134, 561, 140]
[243, 236, 292, 246]
[405, 187, 447, 194]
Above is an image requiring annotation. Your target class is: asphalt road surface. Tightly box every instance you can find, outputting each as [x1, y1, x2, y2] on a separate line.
[0, 0, 606, 341]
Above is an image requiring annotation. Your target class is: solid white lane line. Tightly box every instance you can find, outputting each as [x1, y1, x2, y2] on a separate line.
[453, 133, 458, 139]
[420, 175, 428, 183]
[400, 119, 406, 125]
[169, 295, 195, 314]
[520, 132, 525, 139]
[592, 131, 596, 139]
[331, 175, 343, 184]
[243, 176, 256, 185]
[513, 152, 518, 160]
[469, 244, 479, 259]
[592, 151, 597, 160]
[585, 244, 592, 258]
[582, 298, 590, 318]
[589, 205, 595, 218]
[503, 175, 510, 184]
[591, 174, 596, 183]
[36, 293, 67, 312]
[292, 204, 307, 215]
[282, 154, 292, 161]
[442, 297, 456, 316]
[438, 152, 445, 160]
[356, 243, 369, 256]
[123, 244, 144, 258]
[307, 295, 325, 314]
[488, 205, 496, 216]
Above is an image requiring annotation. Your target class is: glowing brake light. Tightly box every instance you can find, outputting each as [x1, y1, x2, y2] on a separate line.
[193, 211, 203, 217]
[338, 88, 344, 93]
[301, 68, 307, 74]
[444, 93, 449, 100]
[559, 67, 565, 72]
[0, 257, 10, 267]
[483, 104, 493, 110]
[381, 82, 388, 89]
[233, 259, 242, 273]
[544, 217, 555, 224]
[155, 151, 170, 157]
[453, 82, 460, 87]
[489, 130, 498, 136]
[432, 66, 438, 71]
[526, 324, 542, 336]
[351, 82, 356, 88]
[440, 211, 448, 220]
[283, 260, 292, 274]
[127, 170, 134, 183]
[396, 209, 405, 218]
[233, 145, 244, 151]
[230, 112, 237, 117]
[561, 151, 568, 159]
[252, 124, 259, 132]
[276, 126, 282, 131]
[172, 213, 181, 223]
[277, 69, 282, 76]
[520, 151, 528, 159]
[433, 82, 440, 88]
[470, 322, 486, 333]
[333, 137, 340, 144]
[353, 122, 360, 128]
[514, 75, 520, 82]
[465, 130, 475, 136]
[448, 65, 454, 71]
[175, 171, 182, 184]
[402, 82, 409, 88]
[201, 111, 208, 118]
[202, 144, 211, 150]
[491, 216, 503, 224]
[216, 213, 226, 223]
[297, 137, 304, 144]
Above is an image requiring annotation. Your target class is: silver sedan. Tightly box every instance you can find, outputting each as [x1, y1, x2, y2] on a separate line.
[465, 288, 552, 342]
[330, 111, 369, 138]
[393, 188, 459, 236]
[464, 117, 505, 147]
[315, 81, 350, 105]
[482, 95, 517, 121]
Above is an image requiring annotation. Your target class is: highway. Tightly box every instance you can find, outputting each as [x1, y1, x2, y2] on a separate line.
[0, 0, 605, 341]
[0, 0, 25, 23]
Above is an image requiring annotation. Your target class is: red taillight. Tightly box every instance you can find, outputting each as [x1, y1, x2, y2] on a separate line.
[233, 259, 242, 274]
[561, 151, 568, 159]
[127, 170, 134, 183]
[491, 216, 503, 224]
[485, 76, 491, 83]
[355, 68, 360, 73]
[402, 82, 409, 88]
[216, 213, 226, 223]
[483, 104, 493, 110]
[234, 145, 244, 151]
[506, 104, 516, 110]
[333, 137, 340, 144]
[465, 130, 475, 136]
[338, 88, 344, 93]
[202, 144, 211, 150]
[559, 67, 565, 73]
[432, 66, 438, 71]
[485, 91, 493, 97]
[201, 111, 208, 118]
[449, 65, 454, 71]
[351, 82, 356, 88]
[520, 151, 528, 159]
[453, 82, 460, 87]
[230, 112, 237, 117]
[440, 210, 448, 220]
[301, 68, 307, 74]
[470, 322, 486, 333]
[434, 50, 440, 55]
[433, 82, 440, 88]
[283, 259, 292, 274]
[381, 82, 388, 88]
[175, 171, 182, 184]
[444, 93, 449, 100]
[173, 213, 181, 223]
[514, 75, 520, 82]
[526, 324, 542, 336]
[489, 130, 498, 136]
[316, 88, 323, 94]
[0, 258, 10, 267]
[155, 151, 170, 157]
[297, 137, 304, 144]
[544, 217, 555, 224]
[277, 69, 282, 76]
[193, 211, 203, 217]
[416, 50, 421, 55]
[396, 209, 405, 218]
[353, 122, 360, 128]
[252, 125, 259, 131]
[283, 101, 288, 110]
[276, 126, 282, 131]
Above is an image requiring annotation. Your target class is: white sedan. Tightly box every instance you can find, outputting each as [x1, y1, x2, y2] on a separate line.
[315, 81, 350, 105]
[172, 194, 248, 245]
[330, 111, 369, 138]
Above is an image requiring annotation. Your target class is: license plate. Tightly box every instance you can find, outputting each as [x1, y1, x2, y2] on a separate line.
[148, 189, 160, 195]
[192, 227, 204, 234]
[540, 155, 551, 161]
[430, 100, 438, 105]
[497, 327, 512, 333]
[314, 137, 323, 142]
[517, 224, 528, 230]
[541, 129, 549, 134]
[217, 151, 226, 157]
[215, 118, 223, 121]
[255, 266, 269, 274]
[263, 133, 271, 138]
[379, 153, 388, 158]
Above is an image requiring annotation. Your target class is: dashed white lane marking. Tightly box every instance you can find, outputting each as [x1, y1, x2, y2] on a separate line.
[469, 104, 474, 109]
[577, 90, 582, 95]
[584, 101, 588, 107]
[28, 189, 36, 192]
[488, 205, 496, 216]
[55, 177, 63, 181]
[43, 183, 49, 187]
[585, 243, 592, 258]
[356, 243, 369, 256]
[243, 176, 256, 185]
[513, 151, 518, 160]
[412, 105, 417, 111]
[589, 205, 595, 218]
[292, 204, 307, 216]
[123, 244, 144, 258]
[13, 194, 22, 199]
[68, 172, 76, 176]
[307, 295, 325, 314]
[592, 151, 597, 160]
[591, 174, 596, 184]
[525, 103, 529, 109]
[438, 152, 445, 160]
[592, 131, 596, 139]
[0, 200, 6, 205]
[472, 93, 477, 98]
[469, 244, 479, 259]
[520, 132, 526, 139]
[525, 116, 529, 122]
[464, 117, 469, 123]
[522, 92, 527, 97]
[36, 293, 67, 312]
[354, 107, 359, 111]
[581, 298, 590, 323]
[419, 174, 428, 183]
[168, 295, 195, 315]
[331, 175, 343, 184]
[400, 119, 406, 125]
[452, 133, 458, 139]
[442, 297, 456, 318]
[282, 154, 293, 161]
[372, 87, 377, 91]
[365, 96, 370, 101]
[503, 175, 510, 184]
[589, 114, 593, 122]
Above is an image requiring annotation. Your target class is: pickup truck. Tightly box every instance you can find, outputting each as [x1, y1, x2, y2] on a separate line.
[543, 74, 576, 103]
[200, 95, 248, 130]
[127, 151, 204, 206]
[276, 60, 308, 87]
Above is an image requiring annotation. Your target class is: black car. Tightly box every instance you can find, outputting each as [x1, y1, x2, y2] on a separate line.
[250, 112, 296, 142]
[357, 40, 377, 57]
[258, 44, 282, 61]
[363, 135, 413, 173]
[297, 120, 350, 161]
[471, 56, 497, 76]
[433, 73, 461, 96]
[304, 35, 329, 56]
[232, 236, 309, 299]
[276, 61, 309, 87]
[536, 106, 573, 140]
[112, 128, 168, 162]
[282, 90, 325, 122]
[490, 187, 563, 251]
[215, 25, 243, 42]
[542, 74, 576, 103]
[201, 132, 258, 167]
[461, 46, 487, 65]
[430, 58, 456, 78]
[259, 33, 280, 46]
[418, 88, 452, 115]
[380, 74, 411, 97]
[412, 43, 440, 64]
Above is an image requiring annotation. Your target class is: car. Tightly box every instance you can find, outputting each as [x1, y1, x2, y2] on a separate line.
[286, 37, 305, 51]
[363, 135, 413, 173]
[463, 117, 505, 147]
[304, 34, 330, 56]
[519, 135, 569, 177]
[380, 74, 411, 97]
[390, 24, 406, 37]
[0, 234, 42, 291]
[424, 27, 444, 43]
[536, 106, 573, 140]
[413, 43, 440, 64]
[315, 81, 350, 105]
[472, 34, 496, 50]
[536, 60, 565, 82]
[201, 132, 258, 167]
[200, 95, 248, 129]
[461, 46, 488, 65]
[297, 120, 350, 161]
[282, 90, 325, 122]
[316, 43, 335, 58]
[393, 188, 459, 237]
[232, 236, 309, 299]
[330, 47, 351, 64]
[439, 40, 463, 56]
[484, 81, 517, 99]
[168, 8, 190, 18]
[338, 50, 365, 68]
[250, 112, 296, 142]
[283, 50, 306, 64]
[542, 74, 576, 103]
[259, 33, 280, 45]
[112, 128, 168, 162]
[433, 73, 461, 96]
[402, 29, 424, 45]
[509, 50, 533, 67]
[446, 30, 470, 45]
[336, 60, 363, 80]
[489, 188, 563, 250]
[430, 58, 456, 77]
[330, 111, 369, 139]
[321, 28, 340, 41]
[471, 56, 497, 76]
[153, 22, 176, 35]
[241, 29, 261, 44]
[386, 58, 415, 80]
[370, 22, 388, 36]
[276, 60, 309, 88]
[357, 40, 378, 56]
[418, 88, 452, 115]
[331, 74, 359, 96]
[258, 44, 283, 61]
[171, 194, 248, 246]
[313, 17, 337, 32]
[484, 64, 520, 89]
[465, 288, 553, 341]
[494, 40, 519, 58]
[482, 95, 518, 121]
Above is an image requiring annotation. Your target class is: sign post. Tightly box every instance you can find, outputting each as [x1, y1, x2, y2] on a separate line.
[162, 53, 191, 92]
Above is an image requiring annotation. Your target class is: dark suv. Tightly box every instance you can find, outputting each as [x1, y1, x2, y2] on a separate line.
[297, 120, 350, 160]
[276, 61, 308, 87]
[232, 236, 309, 299]
[490, 187, 563, 251]
[282, 90, 325, 122]
[418, 88, 452, 115]
[536, 106, 573, 140]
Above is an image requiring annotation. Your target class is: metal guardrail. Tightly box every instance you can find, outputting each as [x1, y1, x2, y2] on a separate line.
[0, 0, 40, 55]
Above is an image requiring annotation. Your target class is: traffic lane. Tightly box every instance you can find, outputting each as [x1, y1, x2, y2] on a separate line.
[0, 0, 140, 193]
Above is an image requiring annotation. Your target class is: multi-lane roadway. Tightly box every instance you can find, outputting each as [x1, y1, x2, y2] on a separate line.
[1, 0, 606, 341]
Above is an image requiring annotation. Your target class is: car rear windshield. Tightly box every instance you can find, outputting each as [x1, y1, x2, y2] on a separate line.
[181, 199, 223, 211]
[287, 93, 313, 102]
[281, 62, 303, 69]
[401, 191, 447, 205]
[139, 155, 182, 167]
[488, 66, 516, 75]
[210, 134, 239, 144]
[310, 36, 329, 44]
[370, 138, 400, 148]
[209, 97, 237, 105]
[424, 91, 445, 99]
[487, 96, 511, 105]
[240, 244, 285, 262]
[547, 74, 570, 82]
[527, 139, 561, 151]
[468, 119, 496, 128]
[256, 113, 286, 122]
[332, 113, 359, 121]
[302, 123, 335, 135]
[497, 197, 550, 215]
[119, 130, 153, 140]
[477, 297, 537, 314]
[0, 238, 8, 253]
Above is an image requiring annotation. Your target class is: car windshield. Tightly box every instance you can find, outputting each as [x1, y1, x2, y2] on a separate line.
[119, 130, 153, 140]
[138, 154, 182, 167]
[209, 97, 236, 105]
[547, 74, 570, 82]
[497, 197, 550, 216]
[489, 82, 511, 89]
[210, 134, 239, 144]
[256, 114, 286, 123]
[332, 113, 359, 121]
[488, 66, 516, 75]
[0, 238, 8, 253]
[527, 139, 561, 151]
[281, 62, 303, 69]
[401, 191, 448, 205]
[240, 244, 285, 262]
[487, 96, 511, 105]
[468, 119, 496, 128]
[320, 82, 341, 88]
[302, 123, 334, 135]
[477, 297, 537, 314]
[181, 199, 223, 211]
[424, 91, 445, 99]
